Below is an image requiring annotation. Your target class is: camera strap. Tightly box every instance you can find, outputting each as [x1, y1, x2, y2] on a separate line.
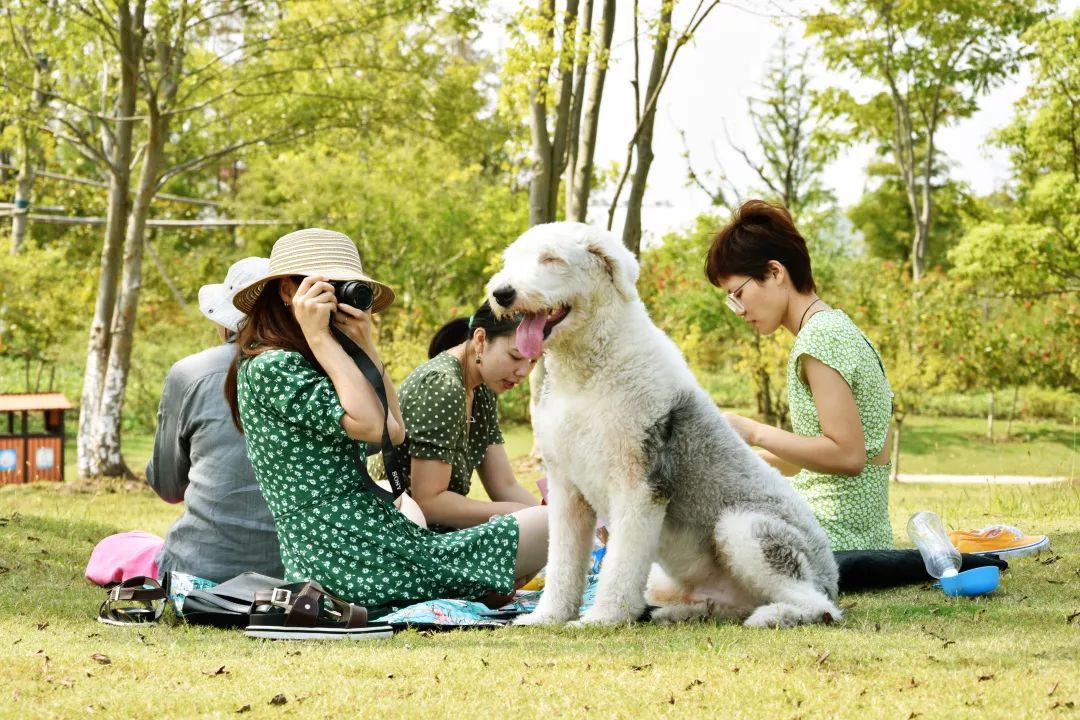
[329, 323, 409, 505]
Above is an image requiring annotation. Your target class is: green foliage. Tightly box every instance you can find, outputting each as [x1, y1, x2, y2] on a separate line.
[951, 11, 1080, 297]
[807, 0, 1045, 278]
[0, 244, 94, 386]
[639, 211, 1076, 427]
[848, 172, 979, 269]
[916, 388, 1080, 424]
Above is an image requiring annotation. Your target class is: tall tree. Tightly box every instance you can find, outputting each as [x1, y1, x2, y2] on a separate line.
[685, 32, 837, 221]
[807, 0, 1044, 280]
[513, 0, 617, 227]
[951, 10, 1080, 298]
[26, 0, 459, 477]
[608, 0, 722, 257]
[0, 1, 56, 254]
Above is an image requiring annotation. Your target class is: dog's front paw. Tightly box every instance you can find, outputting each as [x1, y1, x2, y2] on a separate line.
[573, 603, 639, 626]
[513, 608, 575, 627]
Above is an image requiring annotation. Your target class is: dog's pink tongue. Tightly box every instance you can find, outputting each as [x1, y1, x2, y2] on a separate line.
[516, 312, 547, 359]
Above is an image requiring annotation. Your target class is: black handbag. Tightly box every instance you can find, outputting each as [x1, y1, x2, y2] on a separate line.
[835, 549, 1008, 592]
[180, 572, 285, 628]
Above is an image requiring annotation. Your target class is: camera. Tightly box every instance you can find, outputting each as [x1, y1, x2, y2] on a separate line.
[331, 280, 374, 311]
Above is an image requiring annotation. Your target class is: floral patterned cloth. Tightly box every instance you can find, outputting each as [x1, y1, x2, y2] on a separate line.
[788, 310, 894, 551]
[236, 348, 519, 607]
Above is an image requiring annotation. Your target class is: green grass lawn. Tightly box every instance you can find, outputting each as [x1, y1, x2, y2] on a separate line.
[504, 415, 1079, 479]
[2, 471, 1078, 717]
[54, 414, 1077, 485]
[893, 416, 1078, 477]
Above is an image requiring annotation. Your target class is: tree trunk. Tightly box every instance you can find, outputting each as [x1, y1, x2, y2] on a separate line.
[1006, 385, 1019, 439]
[621, 0, 672, 257]
[890, 416, 904, 482]
[545, 0, 580, 214]
[568, 0, 615, 223]
[78, 0, 144, 478]
[11, 125, 34, 254]
[528, 0, 557, 227]
[91, 109, 166, 479]
[562, 0, 591, 217]
[10, 50, 46, 255]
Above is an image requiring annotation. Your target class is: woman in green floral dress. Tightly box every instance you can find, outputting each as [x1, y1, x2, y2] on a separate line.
[370, 301, 542, 532]
[705, 202, 894, 551]
[224, 228, 548, 607]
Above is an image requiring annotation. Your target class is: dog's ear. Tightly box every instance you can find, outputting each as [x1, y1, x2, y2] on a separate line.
[587, 242, 639, 301]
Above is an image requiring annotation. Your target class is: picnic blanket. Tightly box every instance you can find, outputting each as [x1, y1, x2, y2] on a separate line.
[168, 572, 600, 630]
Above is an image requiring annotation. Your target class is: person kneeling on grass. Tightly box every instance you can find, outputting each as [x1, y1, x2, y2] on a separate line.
[369, 301, 543, 533]
[224, 228, 547, 610]
[705, 200, 895, 552]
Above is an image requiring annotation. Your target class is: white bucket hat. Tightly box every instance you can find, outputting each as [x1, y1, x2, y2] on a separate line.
[231, 228, 395, 315]
[198, 256, 270, 332]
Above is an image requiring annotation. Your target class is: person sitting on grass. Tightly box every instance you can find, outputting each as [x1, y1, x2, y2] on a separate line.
[146, 256, 284, 583]
[224, 228, 548, 609]
[705, 200, 894, 552]
[369, 301, 542, 532]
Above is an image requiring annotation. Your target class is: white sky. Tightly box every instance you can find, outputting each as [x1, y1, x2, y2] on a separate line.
[482, 0, 1078, 244]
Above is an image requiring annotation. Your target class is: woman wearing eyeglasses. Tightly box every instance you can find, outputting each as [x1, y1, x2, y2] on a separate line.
[705, 200, 894, 551]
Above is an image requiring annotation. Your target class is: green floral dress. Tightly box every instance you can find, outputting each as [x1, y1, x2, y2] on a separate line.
[788, 310, 894, 551]
[369, 351, 503, 531]
[236, 349, 518, 607]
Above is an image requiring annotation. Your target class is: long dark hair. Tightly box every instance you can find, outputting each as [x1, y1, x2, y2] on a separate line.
[224, 277, 324, 431]
[705, 199, 816, 293]
[428, 300, 521, 359]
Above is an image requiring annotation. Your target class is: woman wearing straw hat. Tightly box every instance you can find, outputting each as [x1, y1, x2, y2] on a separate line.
[224, 228, 548, 608]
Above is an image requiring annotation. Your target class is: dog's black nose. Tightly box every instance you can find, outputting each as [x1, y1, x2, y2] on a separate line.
[492, 285, 516, 308]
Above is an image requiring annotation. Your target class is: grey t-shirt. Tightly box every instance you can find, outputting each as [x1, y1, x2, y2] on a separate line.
[146, 342, 283, 582]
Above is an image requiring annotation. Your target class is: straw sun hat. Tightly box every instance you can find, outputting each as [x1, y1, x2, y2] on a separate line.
[232, 228, 395, 315]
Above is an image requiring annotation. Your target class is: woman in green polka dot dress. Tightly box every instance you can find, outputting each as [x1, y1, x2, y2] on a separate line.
[224, 228, 548, 608]
[705, 201, 894, 551]
[370, 301, 543, 533]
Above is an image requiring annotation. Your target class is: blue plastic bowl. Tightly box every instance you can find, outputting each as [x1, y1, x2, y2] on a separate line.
[938, 566, 1000, 597]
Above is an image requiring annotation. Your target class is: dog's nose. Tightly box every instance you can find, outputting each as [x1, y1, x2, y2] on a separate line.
[492, 285, 516, 308]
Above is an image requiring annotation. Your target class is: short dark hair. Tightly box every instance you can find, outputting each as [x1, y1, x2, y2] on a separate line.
[428, 300, 521, 359]
[704, 200, 816, 294]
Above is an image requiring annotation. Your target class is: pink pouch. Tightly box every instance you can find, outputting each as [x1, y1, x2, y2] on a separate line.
[85, 531, 164, 586]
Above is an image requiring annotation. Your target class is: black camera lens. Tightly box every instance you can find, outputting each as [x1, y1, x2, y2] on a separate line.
[331, 280, 374, 311]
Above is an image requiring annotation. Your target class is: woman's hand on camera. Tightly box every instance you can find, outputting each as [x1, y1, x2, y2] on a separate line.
[333, 301, 376, 352]
[292, 275, 336, 342]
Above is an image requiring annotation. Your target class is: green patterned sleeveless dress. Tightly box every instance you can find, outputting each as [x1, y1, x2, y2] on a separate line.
[236, 349, 518, 607]
[788, 310, 894, 551]
[369, 352, 503, 500]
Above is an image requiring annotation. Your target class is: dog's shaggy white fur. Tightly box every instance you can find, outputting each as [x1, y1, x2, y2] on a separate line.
[487, 222, 841, 627]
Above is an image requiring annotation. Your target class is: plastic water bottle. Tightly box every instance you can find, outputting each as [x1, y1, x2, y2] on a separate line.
[907, 511, 962, 579]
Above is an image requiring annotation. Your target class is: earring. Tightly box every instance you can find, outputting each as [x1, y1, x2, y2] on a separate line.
[283, 301, 290, 308]
[475, 353, 482, 365]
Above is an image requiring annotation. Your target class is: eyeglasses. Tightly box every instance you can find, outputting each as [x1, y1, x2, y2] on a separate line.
[725, 277, 754, 314]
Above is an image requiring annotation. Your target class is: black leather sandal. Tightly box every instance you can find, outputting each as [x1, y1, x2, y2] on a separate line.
[245, 580, 392, 640]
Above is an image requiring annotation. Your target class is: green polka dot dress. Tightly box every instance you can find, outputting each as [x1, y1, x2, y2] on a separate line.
[236, 349, 518, 607]
[788, 310, 894, 551]
[370, 352, 503, 531]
